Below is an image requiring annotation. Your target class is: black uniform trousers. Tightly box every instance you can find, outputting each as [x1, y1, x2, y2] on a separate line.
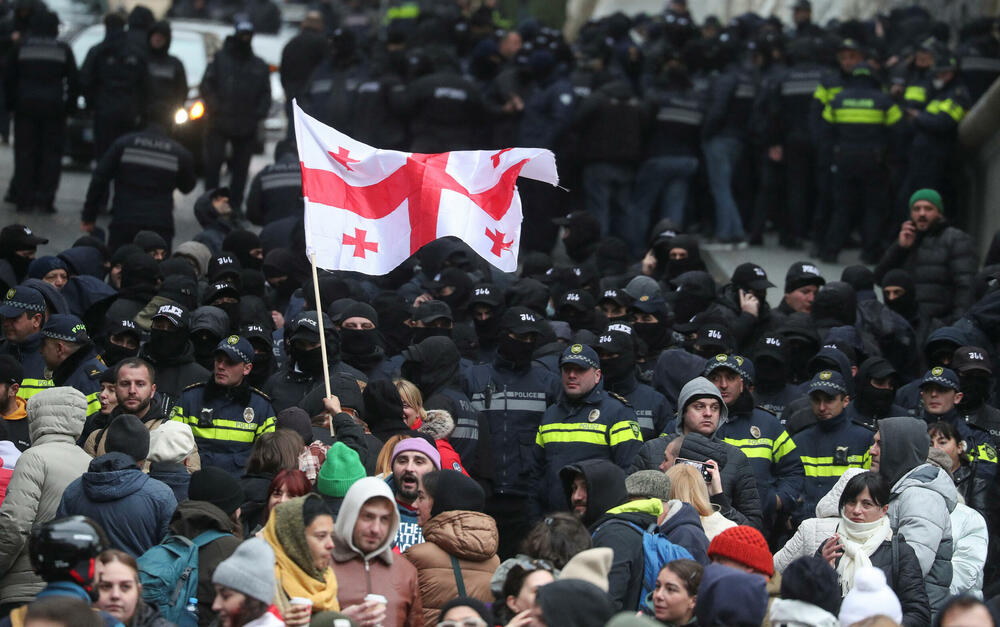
[203, 127, 255, 208]
[13, 113, 65, 209]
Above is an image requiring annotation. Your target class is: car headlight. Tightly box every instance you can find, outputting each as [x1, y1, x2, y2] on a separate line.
[174, 108, 189, 125]
[189, 100, 205, 120]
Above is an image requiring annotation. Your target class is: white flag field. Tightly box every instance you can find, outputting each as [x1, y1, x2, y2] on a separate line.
[293, 102, 560, 275]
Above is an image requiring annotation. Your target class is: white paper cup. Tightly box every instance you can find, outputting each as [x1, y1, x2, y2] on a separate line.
[364, 593, 387, 613]
[288, 597, 313, 612]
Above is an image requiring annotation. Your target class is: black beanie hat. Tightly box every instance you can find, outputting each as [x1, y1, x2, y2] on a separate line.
[840, 265, 874, 292]
[362, 380, 405, 430]
[189, 467, 246, 515]
[105, 414, 150, 461]
[780, 556, 841, 617]
[427, 469, 485, 517]
[438, 597, 495, 626]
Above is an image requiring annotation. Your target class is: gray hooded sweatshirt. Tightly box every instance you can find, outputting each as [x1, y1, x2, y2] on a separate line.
[878, 416, 956, 616]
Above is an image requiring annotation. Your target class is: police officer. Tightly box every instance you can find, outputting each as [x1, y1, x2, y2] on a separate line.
[144, 21, 187, 130]
[0, 285, 50, 403]
[139, 304, 209, 411]
[171, 335, 276, 476]
[245, 140, 303, 227]
[465, 307, 559, 557]
[819, 63, 901, 264]
[298, 28, 366, 132]
[704, 354, 803, 534]
[752, 334, 799, 416]
[80, 121, 197, 252]
[530, 343, 642, 516]
[898, 53, 971, 212]
[403, 48, 485, 153]
[39, 314, 106, 415]
[595, 323, 673, 441]
[465, 284, 505, 364]
[791, 369, 874, 523]
[79, 13, 148, 161]
[4, 9, 77, 214]
[200, 20, 271, 209]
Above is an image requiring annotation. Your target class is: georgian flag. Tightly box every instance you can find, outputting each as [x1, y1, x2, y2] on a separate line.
[293, 102, 559, 275]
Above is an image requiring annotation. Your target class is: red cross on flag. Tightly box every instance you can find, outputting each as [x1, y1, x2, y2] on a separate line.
[293, 102, 559, 275]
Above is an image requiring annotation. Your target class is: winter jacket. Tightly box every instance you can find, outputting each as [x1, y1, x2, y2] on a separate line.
[171, 378, 276, 476]
[606, 374, 673, 442]
[659, 500, 710, 565]
[652, 348, 707, 411]
[678, 432, 763, 531]
[263, 360, 366, 415]
[465, 356, 560, 496]
[773, 467, 865, 573]
[531, 383, 642, 516]
[200, 36, 271, 137]
[791, 410, 873, 522]
[878, 417, 956, 616]
[403, 69, 484, 153]
[949, 502, 987, 596]
[148, 460, 190, 503]
[0, 387, 92, 604]
[82, 127, 196, 228]
[403, 510, 500, 626]
[715, 394, 803, 520]
[57, 452, 177, 556]
[952, 402, 1000, 525]
[874, 219, 977, 324]
[50, 345, 106, 416]
[0, 442, 20, 505]
[79, 29, 146, 119]
[331, 478, 422, 627]
[245, 153, 303, 226]
[829, 536, 930, 627]
[4, 33, 78, 118]
[168, 500, 240, 627]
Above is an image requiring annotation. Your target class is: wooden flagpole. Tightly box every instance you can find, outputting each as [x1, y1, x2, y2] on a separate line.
[310, 253, 334, 436]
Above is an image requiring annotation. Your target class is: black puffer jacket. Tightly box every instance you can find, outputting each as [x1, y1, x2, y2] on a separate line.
[874, 219, 977, 323]
[679, 432, 763, 531]
[828, 536, 930, 627]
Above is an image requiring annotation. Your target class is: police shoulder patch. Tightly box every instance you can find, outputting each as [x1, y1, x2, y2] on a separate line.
[250, 386, 271, 401]
[183, 381, 207, 391]
[755, 405, 777, 416]
[608, 391, 631, 407]
[88, 367, 102, 378]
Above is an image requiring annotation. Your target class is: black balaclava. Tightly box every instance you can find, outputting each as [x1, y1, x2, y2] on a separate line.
[854, 358, 897, 418]
[102, 337, 139, 367]
[881, 269, 918, 321]
[434, 268, 473, 316]
[959, 372, 991, 411]
[672, 271, 715, 323]
[247, 340, 273, 388]
[262, 248, 302, 302]
[222, 230, 263, 271]
[563, 217, 600, 262]
[633, 314, 671, 352]
[339, 302, 380, 358]
[372, 293, 412, 357]
[754, 355, 789, 391]
[599, 341, 635, 385]
[472, 307, 502, 348]
[148, 323, 187, 358]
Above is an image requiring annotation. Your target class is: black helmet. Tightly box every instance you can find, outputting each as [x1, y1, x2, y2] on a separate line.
[29, 516, 107, 586]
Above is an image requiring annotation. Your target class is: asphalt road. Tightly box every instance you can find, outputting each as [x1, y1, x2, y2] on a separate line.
[0, 138, 275, 256]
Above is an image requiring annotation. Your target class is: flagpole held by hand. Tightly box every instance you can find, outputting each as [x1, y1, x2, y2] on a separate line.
[309, 253, 335, 437]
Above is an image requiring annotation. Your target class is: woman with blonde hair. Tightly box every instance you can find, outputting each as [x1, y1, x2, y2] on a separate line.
[666, 464, 736, 540]
[394, 379, 426, 427]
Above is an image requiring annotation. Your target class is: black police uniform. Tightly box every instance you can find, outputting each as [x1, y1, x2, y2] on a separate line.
[79, 27, 147, 161]
[3, 12, 78, 212]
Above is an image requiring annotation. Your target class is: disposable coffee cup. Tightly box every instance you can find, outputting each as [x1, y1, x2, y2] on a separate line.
[365, 594, 387, 613]
[289, 597, 313, 612]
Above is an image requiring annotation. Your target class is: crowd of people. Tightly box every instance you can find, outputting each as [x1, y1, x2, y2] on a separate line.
[0, 0, 999, 626]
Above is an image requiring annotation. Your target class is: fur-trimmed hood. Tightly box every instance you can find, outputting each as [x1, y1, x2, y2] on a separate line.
[417, 409, 455, 440]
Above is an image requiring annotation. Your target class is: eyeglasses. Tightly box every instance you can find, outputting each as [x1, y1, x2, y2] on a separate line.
[437, 619, 487, 627]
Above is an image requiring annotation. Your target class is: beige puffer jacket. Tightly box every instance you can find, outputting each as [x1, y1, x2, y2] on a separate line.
[0, 387, 92, 603]
[403, 510, 500, 627]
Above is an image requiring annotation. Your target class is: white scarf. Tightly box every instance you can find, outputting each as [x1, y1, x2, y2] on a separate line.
[835, 515, 893, 595]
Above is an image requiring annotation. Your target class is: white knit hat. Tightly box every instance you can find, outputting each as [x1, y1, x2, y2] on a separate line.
[212, 538, 276, 604]
[838, 567, 903, 626]
[559, 547, 613, 592]
[148, 421, 195, 464]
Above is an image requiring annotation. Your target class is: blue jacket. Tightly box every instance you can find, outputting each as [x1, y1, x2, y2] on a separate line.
[790, 411, 873, 523]
[51, 345, 106, 416]
[466, 357, 560, 497]
[171, 379, 276, 476]
[531, 384, 642, 514]
[659, 500, 710, 565]
[57, 452, 177, 556]
[606, 374, 674, 441]
[149, 461, 190, 503]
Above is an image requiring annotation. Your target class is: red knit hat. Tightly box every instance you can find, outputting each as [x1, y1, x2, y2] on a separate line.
[707, 525, 774, 577]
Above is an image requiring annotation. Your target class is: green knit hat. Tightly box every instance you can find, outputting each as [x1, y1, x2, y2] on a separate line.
[909, 188, 943, 212]
[317, 442, 366, 498]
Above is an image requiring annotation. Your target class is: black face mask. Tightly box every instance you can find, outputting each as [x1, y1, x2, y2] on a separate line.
[497, 335, 536, 366]
[786, 342, 816, 385]
[884, 291, 917, 321]
[292, 346, 324, 374]
[249, 353, 272, 386]
[217, 302, 240, 327]
[600, 354, 634, 384]
[563, 229, 593, 262]
[858, 384, 895, 417]
[400, 360, 422, 388]
[148, 328, 187, 357]
[666, 257, 703, 281]
[959, 374, 991, 411]
[412, 326, 451, 343]
[192, 332, 220, 369]
[754, 363, 788, 392]
[102, 340, 138, 368]
[673, 292, 710, 323]
[473, 315, 502, 346]
[633, 321, 669, 352]
[340, 328, 377, 355]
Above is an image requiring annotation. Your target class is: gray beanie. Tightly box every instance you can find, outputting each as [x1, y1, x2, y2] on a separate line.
[626, 470, 671, 501]
[212, 538, 276, 604]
